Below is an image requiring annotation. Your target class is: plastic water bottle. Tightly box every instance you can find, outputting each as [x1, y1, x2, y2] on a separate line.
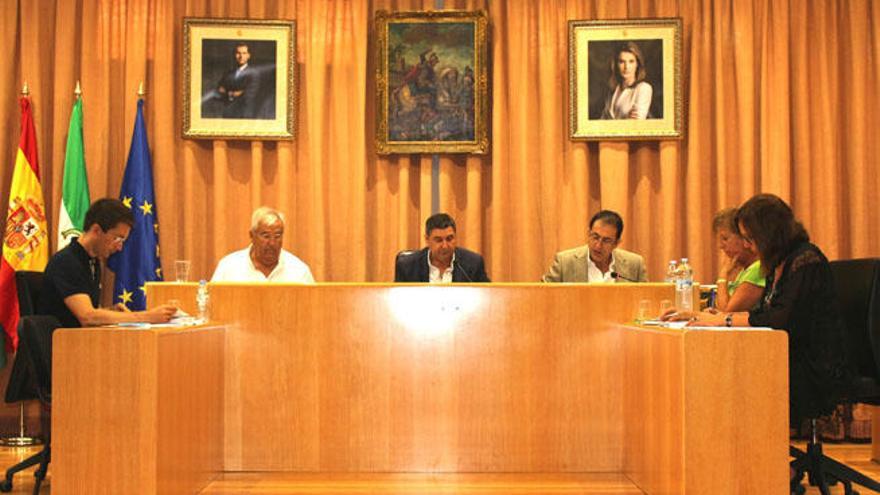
[676, 258, 694, 312]
[197, 279, 210, 321]
[665, 260, 678, 283]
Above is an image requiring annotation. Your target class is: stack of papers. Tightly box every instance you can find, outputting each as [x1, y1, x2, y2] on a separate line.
[114, 313, 206, 329]
[636, 320, 774, 331]
[640, 320, 689, 329]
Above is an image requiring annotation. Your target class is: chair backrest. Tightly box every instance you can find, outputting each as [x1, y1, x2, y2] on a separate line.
[14, 271, 44, 316]
[17, 315, 60, 404]
[829, 259, 880, 380]
[394, 250, 421, 281]
[396, 250, 419, 264]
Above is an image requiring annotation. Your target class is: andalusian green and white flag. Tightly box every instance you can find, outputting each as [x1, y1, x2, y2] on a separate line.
[57, 97, 90, 249]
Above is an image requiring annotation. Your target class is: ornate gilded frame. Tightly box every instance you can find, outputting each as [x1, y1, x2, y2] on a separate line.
[183, 18, 295, 140]
[375, 10, 489, 154]
[569, 18, 682, 140]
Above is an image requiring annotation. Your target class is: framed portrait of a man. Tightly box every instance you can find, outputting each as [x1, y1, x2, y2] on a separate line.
[375, 10, 489, 154]
[569, 18, 682, 140]
[183, 18, 295, 140]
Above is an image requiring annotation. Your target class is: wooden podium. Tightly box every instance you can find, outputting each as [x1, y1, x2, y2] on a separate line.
[52, 325, 224, 494]
[51, 283, 788, 494]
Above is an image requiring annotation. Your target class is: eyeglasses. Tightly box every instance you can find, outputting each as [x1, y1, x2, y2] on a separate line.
[588, 232, 617, 247]
[103, 231, 127, 245]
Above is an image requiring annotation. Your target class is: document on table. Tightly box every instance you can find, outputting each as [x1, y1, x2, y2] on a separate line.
[640, 320, 689, 329]
[638, 320, 773, 331]
[113, 311, 206, 329]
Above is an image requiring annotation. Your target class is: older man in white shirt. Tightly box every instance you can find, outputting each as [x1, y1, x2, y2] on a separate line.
[211, 207, 314, 283]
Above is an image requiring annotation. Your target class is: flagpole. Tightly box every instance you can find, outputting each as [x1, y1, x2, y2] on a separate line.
[0, 81, 43, 449]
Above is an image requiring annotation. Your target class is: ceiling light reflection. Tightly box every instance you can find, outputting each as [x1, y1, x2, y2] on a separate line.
[386, 287, 484, 338]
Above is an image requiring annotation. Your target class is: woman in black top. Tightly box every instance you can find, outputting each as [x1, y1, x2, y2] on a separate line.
[667, 193, 853, 424]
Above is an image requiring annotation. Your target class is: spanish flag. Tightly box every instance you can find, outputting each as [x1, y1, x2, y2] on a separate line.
[0, 96, 49, 354]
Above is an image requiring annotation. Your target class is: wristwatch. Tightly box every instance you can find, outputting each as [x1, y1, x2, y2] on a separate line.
[724, 313, 733, 327]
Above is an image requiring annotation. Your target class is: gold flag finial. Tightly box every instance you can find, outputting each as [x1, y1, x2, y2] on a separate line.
[74, 81, 82, 98]
[21, 81, 29, 96]
[137, 81, 145, 98]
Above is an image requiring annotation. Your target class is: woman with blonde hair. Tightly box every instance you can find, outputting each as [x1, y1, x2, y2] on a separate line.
[711, 207, 765, 311]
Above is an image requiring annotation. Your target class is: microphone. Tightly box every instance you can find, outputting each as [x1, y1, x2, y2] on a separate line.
[610, 271, 636, 283]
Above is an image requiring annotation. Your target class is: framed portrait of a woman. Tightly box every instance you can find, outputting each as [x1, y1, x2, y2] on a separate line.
[569, 18, 682, 140]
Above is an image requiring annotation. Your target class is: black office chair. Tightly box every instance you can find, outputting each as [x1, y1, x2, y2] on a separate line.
[396, 250, 418, 262]
[393, 250, 419, 280]
[790, 258, 880, 495]
[5, 271, 44, 404]
[0, 316, 57, 494]
[14, 272, 43, 318]
[0, 269, 51, 494]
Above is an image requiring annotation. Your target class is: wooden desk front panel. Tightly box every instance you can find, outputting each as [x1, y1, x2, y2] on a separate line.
[622, 325, 788, 494]
[52, 326, 224, 495]
[151, 283, 673, 472]
[874, 406, 880, 461]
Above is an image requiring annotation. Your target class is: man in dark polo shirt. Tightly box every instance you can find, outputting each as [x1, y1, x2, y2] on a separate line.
[40, 198, 176, 327]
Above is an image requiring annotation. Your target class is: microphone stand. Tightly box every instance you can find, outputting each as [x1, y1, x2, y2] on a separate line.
[611, 272, 637, 283]
[454, 261, 474, 282]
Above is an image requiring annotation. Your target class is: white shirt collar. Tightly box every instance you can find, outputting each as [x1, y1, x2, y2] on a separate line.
[587, 252, 617, 283]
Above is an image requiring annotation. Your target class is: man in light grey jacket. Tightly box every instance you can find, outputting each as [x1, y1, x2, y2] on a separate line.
[542, 210, 647, 283]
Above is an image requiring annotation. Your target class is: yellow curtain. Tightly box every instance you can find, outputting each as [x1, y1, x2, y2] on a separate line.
[0, 0, 877, 284]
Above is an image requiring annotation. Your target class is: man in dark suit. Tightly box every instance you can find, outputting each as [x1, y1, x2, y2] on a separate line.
[216, 42, 258, 119]
[394, 213, 490, 283]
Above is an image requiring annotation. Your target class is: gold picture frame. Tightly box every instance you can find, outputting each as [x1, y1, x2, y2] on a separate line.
[183, 18, 295, 140]
[375, 10, 489, 154]
[569, 18, 682, 140]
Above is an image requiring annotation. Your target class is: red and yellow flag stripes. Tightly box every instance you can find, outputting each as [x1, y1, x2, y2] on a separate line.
[1, 96, 49, 352]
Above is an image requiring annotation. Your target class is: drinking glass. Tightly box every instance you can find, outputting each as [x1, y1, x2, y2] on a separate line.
[174, 260, 191, 282]
[636, 299, 651, 323]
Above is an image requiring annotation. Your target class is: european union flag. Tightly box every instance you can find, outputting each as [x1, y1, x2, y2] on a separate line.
[107, 99, 162, 310]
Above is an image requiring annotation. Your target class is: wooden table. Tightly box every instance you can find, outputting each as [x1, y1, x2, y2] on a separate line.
[52, 325, 224, 494]
[51, 283, 788, 494]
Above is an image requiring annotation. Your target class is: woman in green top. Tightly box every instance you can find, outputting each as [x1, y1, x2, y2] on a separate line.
[712, 207, 765, 311]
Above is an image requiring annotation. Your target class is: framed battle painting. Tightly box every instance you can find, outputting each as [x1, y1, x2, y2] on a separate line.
[375, 10, 489, 154]
[569, 18, 682, 140]
[183, 18, 295, 140]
